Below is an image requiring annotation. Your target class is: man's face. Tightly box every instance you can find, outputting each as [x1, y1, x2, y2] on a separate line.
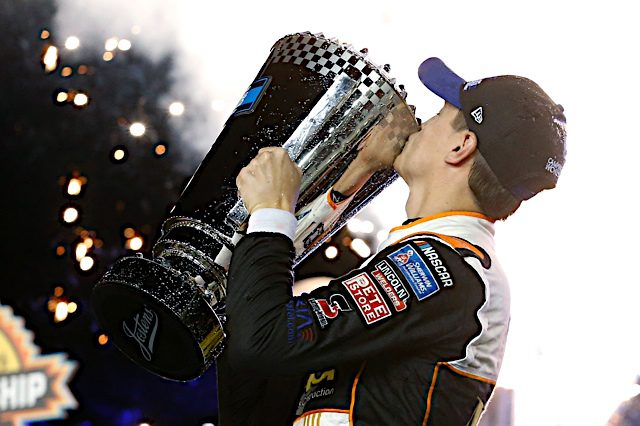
[394, 102, 464, 184]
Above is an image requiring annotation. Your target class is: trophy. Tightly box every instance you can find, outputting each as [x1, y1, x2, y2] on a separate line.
[92, 32, 419, 381]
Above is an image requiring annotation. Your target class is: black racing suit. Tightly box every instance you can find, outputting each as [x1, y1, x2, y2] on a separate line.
[217, 212, 507, 425]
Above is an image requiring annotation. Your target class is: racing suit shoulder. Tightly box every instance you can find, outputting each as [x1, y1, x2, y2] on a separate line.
[224, 232, 486, 375]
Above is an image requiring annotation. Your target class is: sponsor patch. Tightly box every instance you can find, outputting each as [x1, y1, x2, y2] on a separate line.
[372, 260, 410, 311]
[414, 242, 454, 287]
[233, 76, 271, 116]
[387, 245, 440, 300]
[296, 369, 336, 415]
[286, 299, 316, 343]
[342, 273, 392, 325]
[303, 223, 324, 249]
[308, 294, 352, 329]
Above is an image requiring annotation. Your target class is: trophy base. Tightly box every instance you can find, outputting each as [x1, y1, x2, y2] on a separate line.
[91, 256, 225, 381]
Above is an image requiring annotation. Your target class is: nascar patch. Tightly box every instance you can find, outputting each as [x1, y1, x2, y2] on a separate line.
[387, 245, 440, 301]
[414, 241, 454, 287]
[342, 273, 392, 325]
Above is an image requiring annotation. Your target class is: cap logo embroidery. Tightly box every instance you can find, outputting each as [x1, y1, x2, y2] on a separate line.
[471, 107, 483, 124]
[545, 157, 563, 178]
[463, 79, 483, 91]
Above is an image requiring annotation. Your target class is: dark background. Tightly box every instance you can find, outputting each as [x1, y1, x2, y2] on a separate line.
[0, 1, 364, 425]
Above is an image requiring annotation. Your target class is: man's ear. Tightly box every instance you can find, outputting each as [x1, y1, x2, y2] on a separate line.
[445, 131, 478, 165]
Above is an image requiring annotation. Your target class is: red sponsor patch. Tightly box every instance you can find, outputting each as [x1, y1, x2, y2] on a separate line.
[342, 273, 392, 325]
[372, 270, 407, 312]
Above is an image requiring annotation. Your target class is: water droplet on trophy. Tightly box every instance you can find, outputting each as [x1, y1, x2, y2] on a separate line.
[359, 48, 368, 54]
[409, 105, 416, 114]
[383, 64, 391, 72]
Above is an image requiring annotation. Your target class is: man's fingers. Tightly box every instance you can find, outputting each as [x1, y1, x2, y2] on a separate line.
[257, 146, 282, 156]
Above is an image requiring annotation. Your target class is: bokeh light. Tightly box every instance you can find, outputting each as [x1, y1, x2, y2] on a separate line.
[75, 242, 88, 260]
[54, 302, 69, 322]
[126, 236, 144, 251]
[118, 39, 132, 51]
[54, 286, 64, 297]
[79, 256, 95, 271]
[61, 66, 72, 77]
[347, 218, 375, 234]
[105, 37, 118, 51]
[169, 102, 184, 116]
[83, 237, 93, 249]
[64, 36, 80, 50]
[55, 91, 68, 103]
[98, 334, 109, 345]
[110, 145, 128, 163]
[73, 92, 89, 107]
[42, 45, 59, 72]
[129, 122, 146, 137]
[40, 29, 50, 40]
[55, 244, 66, 257]
[153, 142, 168, 157]
[123, 227, 136, 239]
[67, 177, 83, 196]
[103, 51, 114, 61]
[61, 206, 80, 224]
[324, 245, 339, 260]
[67, 302, 78, 314]
[350, 238, 371, 258]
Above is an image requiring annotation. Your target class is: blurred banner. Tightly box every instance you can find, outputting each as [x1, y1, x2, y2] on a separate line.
[0, 304, 78, 426]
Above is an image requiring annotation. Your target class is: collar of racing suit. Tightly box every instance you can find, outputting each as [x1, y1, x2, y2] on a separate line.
[379, 211, 496, 253]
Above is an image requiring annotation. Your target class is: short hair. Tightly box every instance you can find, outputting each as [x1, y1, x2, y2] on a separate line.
[451, 109, 522, 220]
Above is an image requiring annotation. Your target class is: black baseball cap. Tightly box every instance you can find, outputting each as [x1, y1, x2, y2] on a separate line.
[418, 57, 567, 201]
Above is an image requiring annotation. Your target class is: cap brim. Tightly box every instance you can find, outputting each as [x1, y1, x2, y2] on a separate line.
[418, 57, 465, 109]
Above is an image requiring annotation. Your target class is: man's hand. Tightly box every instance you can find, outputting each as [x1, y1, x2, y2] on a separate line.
[236, 147, 302, 214]
[333, 129, 406, 197]
[354, 127, 407, 173]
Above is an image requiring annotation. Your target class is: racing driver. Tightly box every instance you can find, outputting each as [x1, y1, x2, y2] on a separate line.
[217, 57, 567, 425]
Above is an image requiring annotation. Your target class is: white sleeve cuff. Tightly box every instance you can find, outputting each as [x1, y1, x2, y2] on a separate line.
[247, 208, 298, 242]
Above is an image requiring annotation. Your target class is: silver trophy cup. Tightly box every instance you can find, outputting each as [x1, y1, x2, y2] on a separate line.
[92, 32, 419, 381]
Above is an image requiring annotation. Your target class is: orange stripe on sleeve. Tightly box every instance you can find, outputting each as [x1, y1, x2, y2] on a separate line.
[349, 362, 366, 425]
[442, 363, 497, 385]
[422, 362, 442, 426]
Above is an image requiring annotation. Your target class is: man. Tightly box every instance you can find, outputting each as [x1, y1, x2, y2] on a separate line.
[217, 57, 567, 425]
